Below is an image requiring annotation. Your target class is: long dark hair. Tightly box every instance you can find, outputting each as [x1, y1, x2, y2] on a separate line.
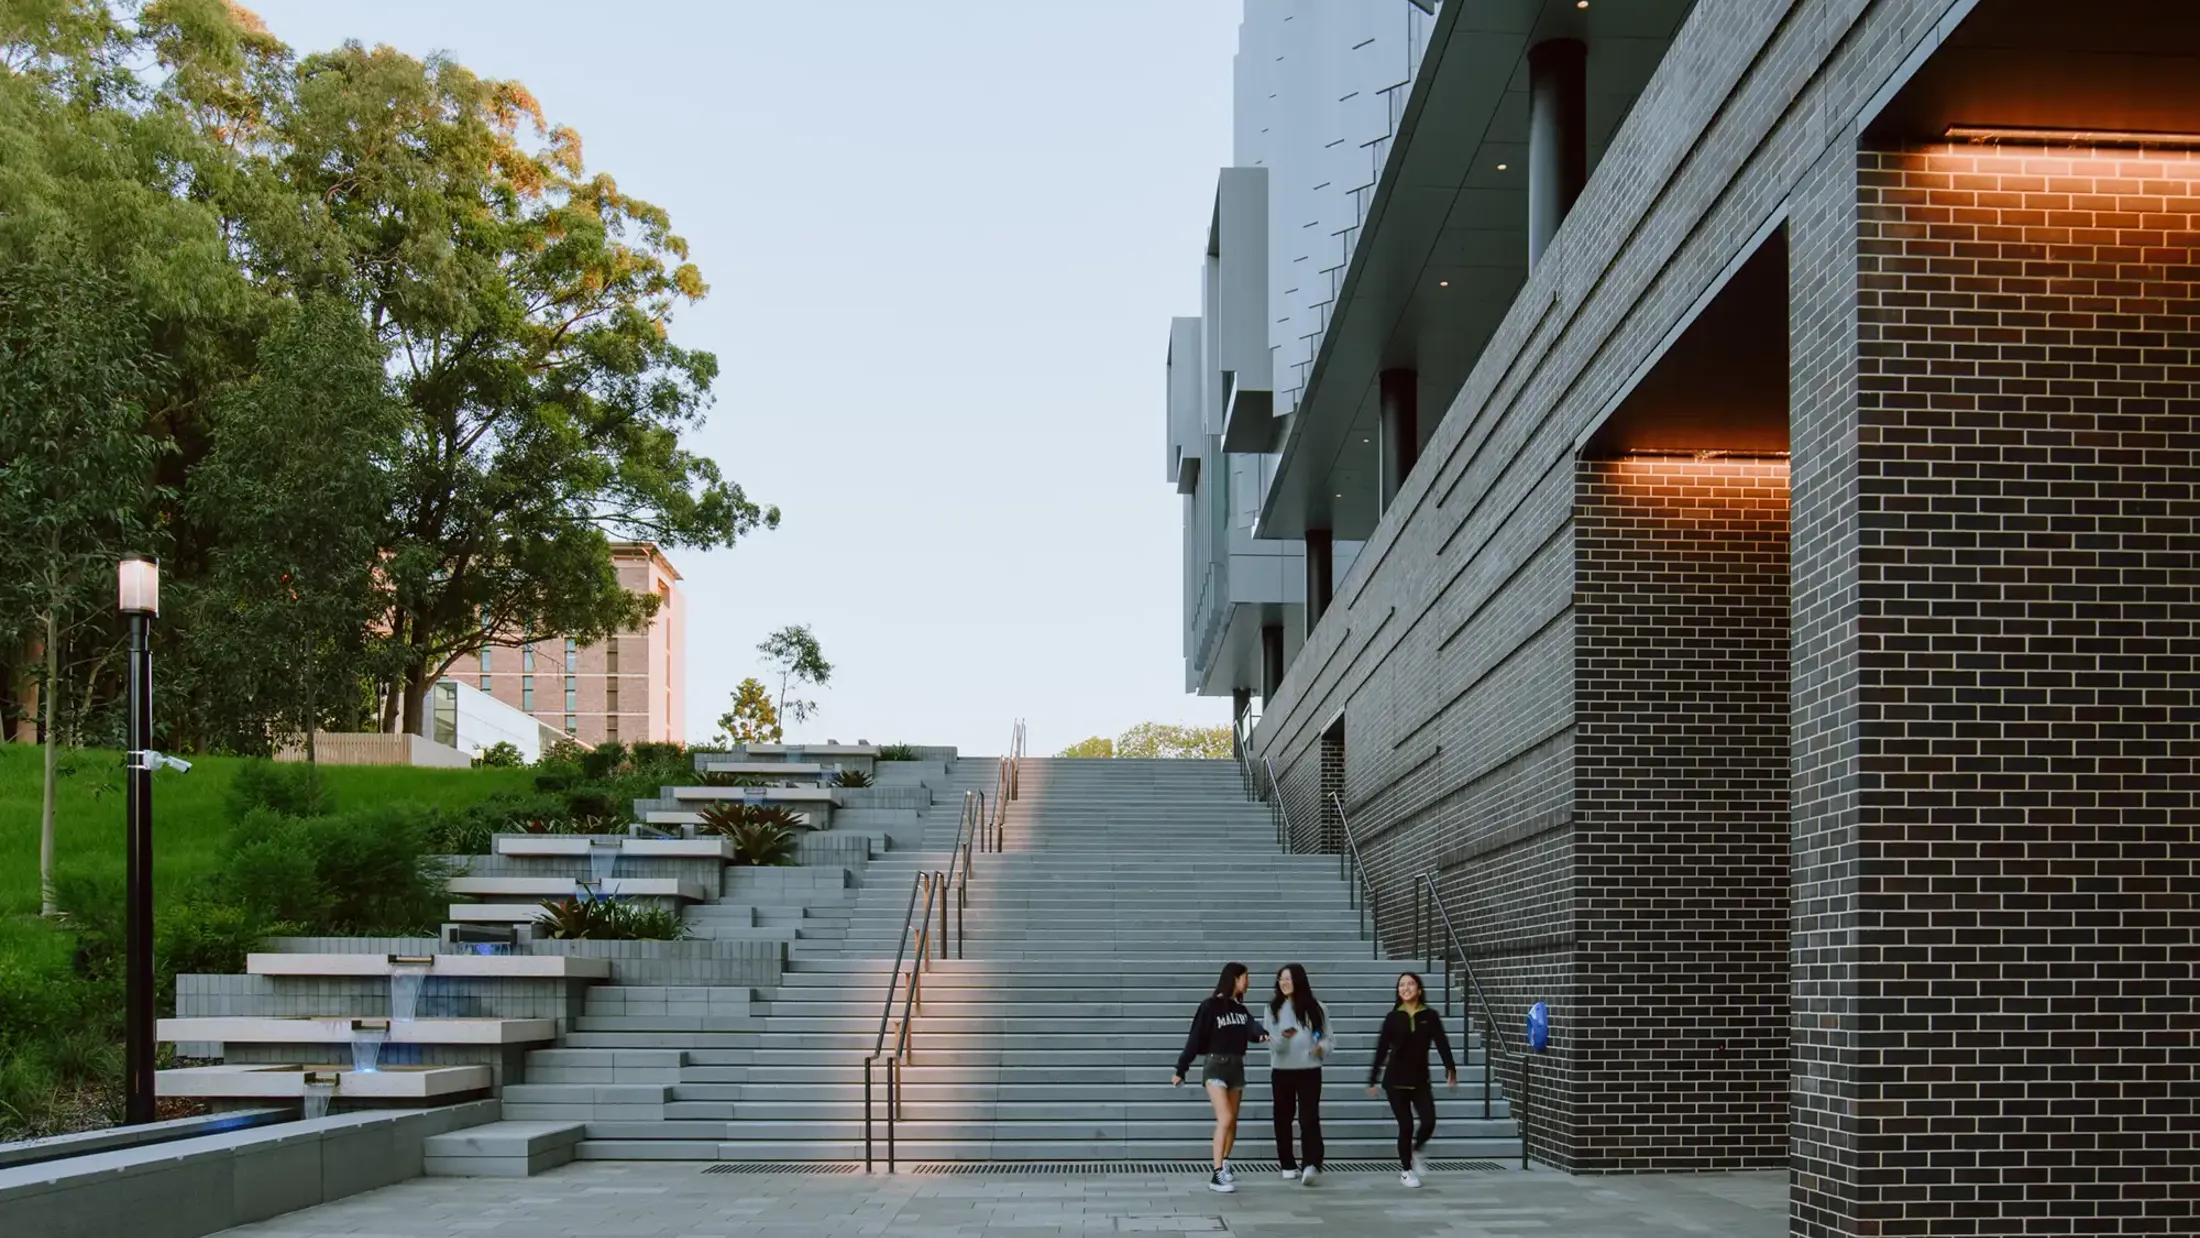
[1395, 970, 1428, 1010]
[1209, 962, 1250, 1002]
[1268, 962, 1324, 1034]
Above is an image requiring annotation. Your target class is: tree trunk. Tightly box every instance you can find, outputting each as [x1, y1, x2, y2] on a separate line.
[401, 668, 430, 737]
[12, 630, 42, 744]
[39, 605, 59, 917]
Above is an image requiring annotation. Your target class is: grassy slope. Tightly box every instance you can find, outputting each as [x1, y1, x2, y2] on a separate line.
[0, 745, 535, 917]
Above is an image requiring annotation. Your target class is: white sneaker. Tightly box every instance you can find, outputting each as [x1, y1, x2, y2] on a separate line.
[1299, 1164, 1319, 1186]
[1412, 1149, 1430, 1175]
[1217, 1162, 1235, 1185]
[1208, 1170, 1235, 1194]
[1279, 1168, 1300, 1181]
[1400, 1170, 1422, 1189]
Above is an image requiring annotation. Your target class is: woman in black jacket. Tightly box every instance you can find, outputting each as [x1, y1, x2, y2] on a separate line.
[1172, 961, 1269, 1193]
[1365, 971, 1456, 1188]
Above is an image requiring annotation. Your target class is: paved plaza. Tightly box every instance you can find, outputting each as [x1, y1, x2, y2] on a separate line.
[213, 1163, 1787, 1237]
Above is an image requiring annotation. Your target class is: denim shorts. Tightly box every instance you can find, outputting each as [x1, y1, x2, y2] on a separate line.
[1201, 1053, 1247, 1091]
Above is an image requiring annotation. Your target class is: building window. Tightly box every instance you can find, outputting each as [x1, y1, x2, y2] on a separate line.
[522, 644, 535, 672]
[479, 648, 491, 672]
[565, 638, 578, 672]
[606, 681, 620, 714]
[564, 715, 577, 736]
[521, 676, 534, 712]
[565, 681, 578, 712]
[605, 639, 619, 674]
[478, 675, 492, 693]
[606, 715, 618, 742]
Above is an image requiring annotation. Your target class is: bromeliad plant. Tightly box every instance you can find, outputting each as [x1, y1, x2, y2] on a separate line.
[533, 896, 688, 941]
[876, 744, 920, 762]
[695, 804, 802, 867]
[833, 768, 873, 789]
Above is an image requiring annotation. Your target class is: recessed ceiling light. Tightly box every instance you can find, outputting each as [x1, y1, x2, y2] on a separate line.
[1334, 493, 1344, 499]
[1361, 437, 1371, 444]
[1576, 1, 1588, 8]
[1438, 280, 1449, 287]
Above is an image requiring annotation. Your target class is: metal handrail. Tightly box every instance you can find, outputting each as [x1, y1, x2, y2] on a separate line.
[1231, 713, 1259, 803]
[864, 870, 940, 1172]
[1411, 871, 1511, 1122]
[863, 721, 1023, 1172]
[1328, 791, 1382, 960]
[1259, 755, 1290, 852]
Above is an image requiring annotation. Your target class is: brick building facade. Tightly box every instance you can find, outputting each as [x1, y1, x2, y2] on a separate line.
[472, 542, 686, 747]
[1193, 2, 2199, 1234]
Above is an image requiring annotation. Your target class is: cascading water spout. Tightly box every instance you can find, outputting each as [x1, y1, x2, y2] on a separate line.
[350, 1020, 389, 1073]
[302, 1075, 336, 1120]
[389, 962, 430, 1023]
[589, 841, 621, 888]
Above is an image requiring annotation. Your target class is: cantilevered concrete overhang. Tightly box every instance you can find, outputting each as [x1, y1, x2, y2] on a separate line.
[1258, 0, 1692, 541]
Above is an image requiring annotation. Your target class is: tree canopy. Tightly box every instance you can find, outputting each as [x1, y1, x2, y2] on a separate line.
[1057, 723, 1232, 760]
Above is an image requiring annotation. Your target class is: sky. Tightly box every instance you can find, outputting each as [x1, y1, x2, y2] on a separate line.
[241, 0, 1245, 757]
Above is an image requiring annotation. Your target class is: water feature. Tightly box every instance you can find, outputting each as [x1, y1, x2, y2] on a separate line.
[301, 1075, 336, 1120]
[389, 961, 430, 1024]
[349, 1020, 389, 1073]
[588, 841, 621, 887]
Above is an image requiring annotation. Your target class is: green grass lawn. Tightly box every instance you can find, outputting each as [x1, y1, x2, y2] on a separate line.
[0, 745, 535, 918]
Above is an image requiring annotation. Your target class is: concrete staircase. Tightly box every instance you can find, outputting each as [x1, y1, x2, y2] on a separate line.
[556, 755, 1518, 1162]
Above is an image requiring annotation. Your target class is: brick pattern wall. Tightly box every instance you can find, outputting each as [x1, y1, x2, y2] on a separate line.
[1573, 457, 1792, 1172]
[1820, 142, 2196, 1236]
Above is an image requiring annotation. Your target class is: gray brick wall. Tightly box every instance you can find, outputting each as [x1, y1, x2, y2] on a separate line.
[1235, 1, 2197, 1231]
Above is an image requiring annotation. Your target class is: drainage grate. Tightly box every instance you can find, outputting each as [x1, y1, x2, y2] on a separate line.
[705, 1159, 1516, 1176]
[700, 1162, 865, 1175]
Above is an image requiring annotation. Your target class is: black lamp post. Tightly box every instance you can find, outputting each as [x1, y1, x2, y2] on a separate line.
[118, 554, 159, 1125]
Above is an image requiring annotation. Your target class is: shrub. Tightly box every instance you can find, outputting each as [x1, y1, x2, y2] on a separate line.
[704, 771, 769, 788]
[834, 768, 874, 788]
[53, 871, 125, 984]
[628, 741, 684, 767]
[538, 739, 588, 769]
[877, 744, 920, 762]
[565, 789, 621, 821]
[307, 807, 452, 933]
[477, 742, 524, 768]
[226, 760, 332, 818]
[533, 772, 575, 793]
[578, 741, 628, 780]
[160, 900, 268, 987]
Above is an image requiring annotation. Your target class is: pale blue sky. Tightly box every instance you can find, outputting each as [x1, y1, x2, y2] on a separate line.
[243, 1, 1243, 756]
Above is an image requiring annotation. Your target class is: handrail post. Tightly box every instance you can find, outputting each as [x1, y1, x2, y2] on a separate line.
[936, 870, 948, 959]
[887, 1057, 898, 1174]
[1483, 1014, 1494, 1120]
[863, 1057, 874, 1171]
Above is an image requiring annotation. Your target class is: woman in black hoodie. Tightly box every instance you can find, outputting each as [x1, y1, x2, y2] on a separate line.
[1365, 971, 1456, 1188]
[1172, 961, 1269, 1193]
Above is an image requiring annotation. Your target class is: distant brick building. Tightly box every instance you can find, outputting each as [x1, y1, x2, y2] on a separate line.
[471, 542, 686, 746]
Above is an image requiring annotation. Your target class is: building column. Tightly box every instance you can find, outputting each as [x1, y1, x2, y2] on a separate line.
[1231, 687, 1251, 758]
[1527, 38, 1587, 271]
[1260, 623, 1285, 710]
[1304, 530, 1334, 632]
[1379, 368, 1418, 512]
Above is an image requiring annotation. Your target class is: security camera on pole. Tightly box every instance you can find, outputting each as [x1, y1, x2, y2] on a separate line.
[118, 554, 160, 1125]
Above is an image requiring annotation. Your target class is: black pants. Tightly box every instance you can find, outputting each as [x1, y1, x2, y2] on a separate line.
[1271, 1068, 1324, 1169]
[1385, 1085, 1436, 1170]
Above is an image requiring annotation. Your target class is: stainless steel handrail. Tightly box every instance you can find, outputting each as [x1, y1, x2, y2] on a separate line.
[1412, 870, 1512, 1122]
[864, 870, 940, 1172]
[1328, 791, 1382, 960]
[863, 722, 1023, 1171]
[1260, 755, 1290, 852]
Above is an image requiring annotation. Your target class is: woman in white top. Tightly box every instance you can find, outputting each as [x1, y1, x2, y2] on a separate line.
[1262, 962, 1331, 1184]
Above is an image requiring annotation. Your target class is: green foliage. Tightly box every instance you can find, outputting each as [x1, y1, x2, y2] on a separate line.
[477, 742, 524, 768]
[714, 677, 781, 745]
[834, 768, 874, 788]
[225, 760, 332, 819]
[184, 297, 402, 755]
[876, 744, 920, 762]
[757, 625, 830, 728]
[1057, 724, 1233, 760]
[579, 741, 628, 780]
[532, 896, 687, 941]
[726, 821, 798, 868]
[207, 805, 449, 934]
[704, 771, 770, 788]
